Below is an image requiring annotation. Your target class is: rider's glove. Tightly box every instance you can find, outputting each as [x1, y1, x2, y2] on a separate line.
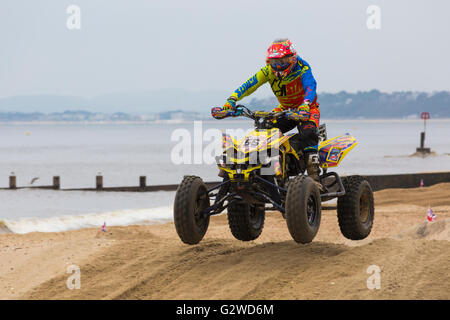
[297, 100, 311, 113]
[286, 107, 311, 122]
[291, 101, 311, 122]
[270, 106, 285, 123]
[285, 111, 305, 122]
[222, 96, 237, 111]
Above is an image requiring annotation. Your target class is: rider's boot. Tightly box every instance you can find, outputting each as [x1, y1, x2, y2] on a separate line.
[306, 152, 323, 191]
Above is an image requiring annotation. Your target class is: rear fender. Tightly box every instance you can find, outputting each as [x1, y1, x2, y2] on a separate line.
[318, 134, 357, 168]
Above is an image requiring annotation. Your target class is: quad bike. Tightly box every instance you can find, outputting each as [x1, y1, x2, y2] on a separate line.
[173, 105, 374, 245]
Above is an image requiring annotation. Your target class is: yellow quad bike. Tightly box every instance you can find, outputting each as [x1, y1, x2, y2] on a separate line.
[174, 105, 374, 245]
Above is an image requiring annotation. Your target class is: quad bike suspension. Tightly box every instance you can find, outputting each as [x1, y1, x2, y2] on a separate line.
[306, 152, 323, 191]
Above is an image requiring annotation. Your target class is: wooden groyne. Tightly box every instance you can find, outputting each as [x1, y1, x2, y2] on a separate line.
[1, 171, 450, 193]
[363, 171, 450, 191]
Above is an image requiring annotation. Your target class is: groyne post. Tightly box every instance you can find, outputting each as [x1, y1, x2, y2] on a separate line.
[53, 176, 60, 190]
[9, 175, 16, 189]
[420, 132, 425, 149]
[417, 112, 431, 154]
[96, 175, 103, 190]
[416, 131, 430, 154]
[140, 176, 146, 189]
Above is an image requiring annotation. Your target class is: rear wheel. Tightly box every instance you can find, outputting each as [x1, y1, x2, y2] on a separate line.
[228, 202, 265, 241]
[285, 176, 322, 243]
[174, 176, 210, 245]
[337, 175, 374, 240]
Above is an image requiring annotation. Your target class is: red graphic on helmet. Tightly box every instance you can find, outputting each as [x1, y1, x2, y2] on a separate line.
[266, 39, 297, 80]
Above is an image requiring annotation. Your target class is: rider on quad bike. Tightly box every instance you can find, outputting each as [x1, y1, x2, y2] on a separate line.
[173, 38, 375, 246]
[223, 38, 321, 185]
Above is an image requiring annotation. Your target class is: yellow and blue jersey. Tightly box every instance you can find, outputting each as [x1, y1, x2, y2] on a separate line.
[230, 55, 318, 111]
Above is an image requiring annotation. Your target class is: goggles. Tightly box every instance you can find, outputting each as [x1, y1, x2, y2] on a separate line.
[269, 56, 293, 71]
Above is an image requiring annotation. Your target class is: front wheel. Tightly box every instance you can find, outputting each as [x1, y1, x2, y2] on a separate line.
[173, 176, 210, 245]
[285, 176, 322, 243]
[228, 202, 265, 241]
[337, 175, 374, 240]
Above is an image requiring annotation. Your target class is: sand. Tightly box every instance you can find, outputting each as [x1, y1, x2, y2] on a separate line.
[1, 183, 449, 300]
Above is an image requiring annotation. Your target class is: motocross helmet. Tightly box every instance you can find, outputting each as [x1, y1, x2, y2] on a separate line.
[266, 38, 297, 80]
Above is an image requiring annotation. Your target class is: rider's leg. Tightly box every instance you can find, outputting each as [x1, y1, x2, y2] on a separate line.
[274, 111, 321, 182]
[272, 116, 298, 134]
[297, 121, 321, 184]
[268, 116, 297, 206]
[271, 116, 302, 152]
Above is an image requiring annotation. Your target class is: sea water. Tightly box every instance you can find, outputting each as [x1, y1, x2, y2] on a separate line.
[0, 119, 449, 233]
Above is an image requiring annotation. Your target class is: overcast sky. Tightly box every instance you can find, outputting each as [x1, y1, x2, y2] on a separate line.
[1, 0, 449, 99]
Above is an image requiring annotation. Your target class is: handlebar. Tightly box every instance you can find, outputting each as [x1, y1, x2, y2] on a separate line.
[237, 105, 288, 120]
[211, 105, 287, 121]
[211, 104, 310, 123]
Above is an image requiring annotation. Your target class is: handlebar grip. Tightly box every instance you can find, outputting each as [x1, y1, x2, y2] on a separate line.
[211, 106, 242, 119]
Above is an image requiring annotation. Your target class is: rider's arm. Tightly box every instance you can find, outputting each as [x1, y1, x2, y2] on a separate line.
[298, 58, 317, 103]
[229, 66, 270, 101]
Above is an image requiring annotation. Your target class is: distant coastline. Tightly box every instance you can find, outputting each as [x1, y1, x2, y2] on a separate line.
[1, 118, 449, 125]
[1, 90, 449, 123]
[1, 90, 449, 118]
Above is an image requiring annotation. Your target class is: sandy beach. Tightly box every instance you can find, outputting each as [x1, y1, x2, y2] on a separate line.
[1, 183, 449, 300]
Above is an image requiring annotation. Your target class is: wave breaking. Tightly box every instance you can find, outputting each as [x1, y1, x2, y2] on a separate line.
[0, 206, 173, 234]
